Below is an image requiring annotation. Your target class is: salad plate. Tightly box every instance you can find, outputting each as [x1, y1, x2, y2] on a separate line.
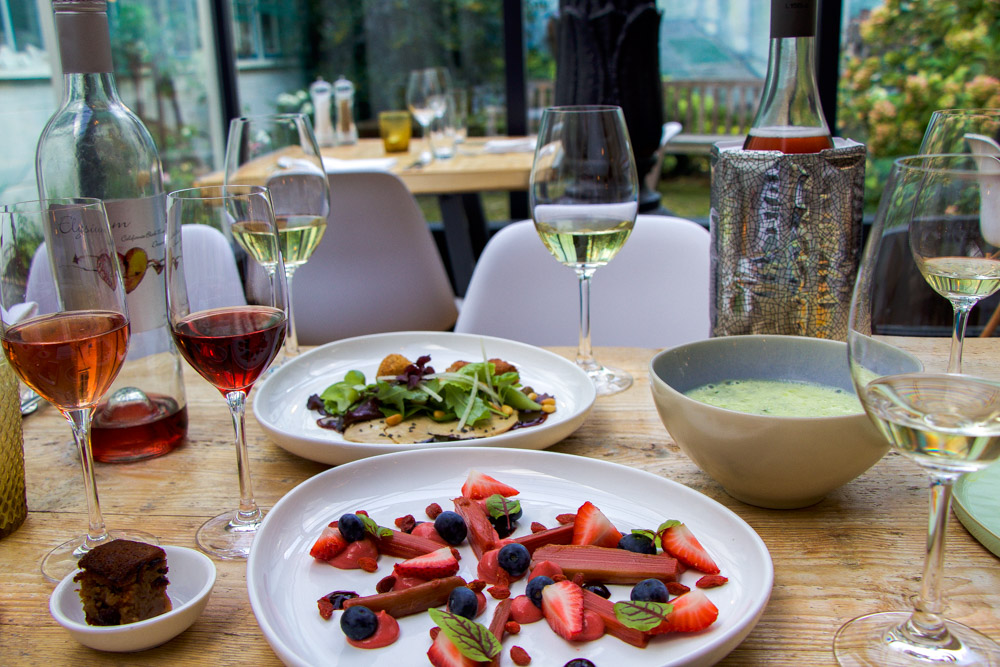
[253, 331, 597, 464]
[247, 447, 773, 667]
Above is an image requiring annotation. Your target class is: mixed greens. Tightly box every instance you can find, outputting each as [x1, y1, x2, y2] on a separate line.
[308, 355, 544, 433]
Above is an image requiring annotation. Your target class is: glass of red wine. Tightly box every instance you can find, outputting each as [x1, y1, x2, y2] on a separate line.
[0, 197, 157, 581]
[165, 185, 288, 559]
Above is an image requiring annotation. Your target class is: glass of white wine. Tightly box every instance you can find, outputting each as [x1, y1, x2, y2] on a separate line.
[834, 154, 1000, 666]
[224, 113, 330, 359]
[530, 106, 639, 396]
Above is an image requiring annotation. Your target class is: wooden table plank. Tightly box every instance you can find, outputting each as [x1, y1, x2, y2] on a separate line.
[2, 341, 999, 665]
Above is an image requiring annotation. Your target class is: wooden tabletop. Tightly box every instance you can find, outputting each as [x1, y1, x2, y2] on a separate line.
[3, 340, 999, 665]
[195, 137, 534, 196]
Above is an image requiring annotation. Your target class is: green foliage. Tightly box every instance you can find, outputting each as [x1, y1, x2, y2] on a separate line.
[837, 0, 1000, 208]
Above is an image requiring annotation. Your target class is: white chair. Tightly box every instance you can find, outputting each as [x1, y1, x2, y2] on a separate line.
[292, 171, 459, 345]
[645, 121, 683, 193]
[454, 214, 710, 348]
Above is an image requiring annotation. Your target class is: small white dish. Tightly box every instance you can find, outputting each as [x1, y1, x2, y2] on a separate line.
[49, 544, 216, 652]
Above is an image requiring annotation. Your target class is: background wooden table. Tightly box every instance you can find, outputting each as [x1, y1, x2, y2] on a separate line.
[2, 342, 998, 665]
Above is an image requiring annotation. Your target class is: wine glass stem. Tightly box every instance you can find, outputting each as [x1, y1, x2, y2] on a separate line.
[575, 269, 599, 372]
[65, 408, 110, 547]
[908, 474, 959, 639]
[225, 390, 261, 524]
[284, 266, 299, 357]
[948, 305, 973, 373]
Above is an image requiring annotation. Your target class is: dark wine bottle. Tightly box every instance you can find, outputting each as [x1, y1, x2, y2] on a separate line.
[36, 0, 187, 462]
[743, 0, 834, 153]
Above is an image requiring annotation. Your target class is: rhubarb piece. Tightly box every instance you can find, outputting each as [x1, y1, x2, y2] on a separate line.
[512, 523, 574, 555]
[658, 521, 720, 574]
[461, 469, 520, 500]
[454, 496, 499, 559]
[580, 588, 649, 648]
[342, 575, 466, 618]
[373, 528, 448, 559]
[540, 580, 584, 641]
[649, 589, 719, 633]
[487, 597, 514, 667]
[532, 544, 679, 585]
[572, 501, 623, 548]
[393, 546, 460, 579]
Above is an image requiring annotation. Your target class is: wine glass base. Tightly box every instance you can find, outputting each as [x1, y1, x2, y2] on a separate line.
[584, 364, 633, 396]
[834, 611, 1000, 666]
[196, 509, 267, 560]
[41, 529, 160, 583]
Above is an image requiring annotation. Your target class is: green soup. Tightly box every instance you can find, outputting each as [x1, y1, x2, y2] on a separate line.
[684, 379, 863, 417]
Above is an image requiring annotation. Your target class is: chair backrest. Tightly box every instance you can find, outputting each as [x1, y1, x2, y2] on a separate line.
[454, 214, 711, 348]
[292, 170, 458, 345]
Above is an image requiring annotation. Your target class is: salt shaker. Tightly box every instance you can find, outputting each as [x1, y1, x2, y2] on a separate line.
[309, 77, 336, 147]
[334, 75, 358, 145]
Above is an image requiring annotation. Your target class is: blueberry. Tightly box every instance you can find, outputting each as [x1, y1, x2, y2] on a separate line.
[320, 590, 359, 610]
[340, 605, 378, 640]
[434, 511, 468, 545]
[447, 586, 479, 619]
[564, 660, 597, 667]
[338, 513, 365, 542]
[630, 578, 669, 603]
[618, 533, 657, 555]
[525, 575, 554, 608]
[582, 582, 611, 599]
[497, 543, 531, 578]
[489, 513, 518, 538]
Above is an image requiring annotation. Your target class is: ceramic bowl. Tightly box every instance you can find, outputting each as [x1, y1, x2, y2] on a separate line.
[50, 544, 216, 652]
[649, 335, 921, 509]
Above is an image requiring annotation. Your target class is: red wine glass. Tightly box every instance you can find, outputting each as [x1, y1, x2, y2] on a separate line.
[0, 197, 156, 582]
[165, 185, 288, 559]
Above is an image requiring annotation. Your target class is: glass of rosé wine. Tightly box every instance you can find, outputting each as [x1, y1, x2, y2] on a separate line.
[0, 197, 157, 582]
[165, 185, 288, 559]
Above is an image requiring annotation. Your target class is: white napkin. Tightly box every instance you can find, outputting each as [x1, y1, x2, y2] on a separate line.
[1, 301, 37, 325]
[483, 137, 537, 154]
[322, 156, 397, 173]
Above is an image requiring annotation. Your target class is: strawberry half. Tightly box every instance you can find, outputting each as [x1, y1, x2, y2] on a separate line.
[461, 469, 520, 500]
[651, 589, 719, 633]
[309, 524, 347, 561]
[393, 546, 460, 579]
[540, 579, 584, 641]
[658, 521, 720, 574]
[427, 629, 487, 667]
[571, 501, 623, 548]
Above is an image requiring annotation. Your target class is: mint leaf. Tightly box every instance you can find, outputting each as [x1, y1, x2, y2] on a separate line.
[359, 513, 392, 539]
[656, 519, 682, 535]
[613, 600, 673, 632]
[428, 608, 501, 661]
[485, 494, 522, 520]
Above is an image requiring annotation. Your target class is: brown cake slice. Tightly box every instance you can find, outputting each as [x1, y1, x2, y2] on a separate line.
[74, 539, 171, 626]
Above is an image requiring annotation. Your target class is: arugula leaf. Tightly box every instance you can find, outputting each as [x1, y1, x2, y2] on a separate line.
[613, 600, 673, 631]
[428, 609, 501, 661]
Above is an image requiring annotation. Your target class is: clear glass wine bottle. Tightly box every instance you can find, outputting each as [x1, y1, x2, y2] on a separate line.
[36, 0, 187, 462]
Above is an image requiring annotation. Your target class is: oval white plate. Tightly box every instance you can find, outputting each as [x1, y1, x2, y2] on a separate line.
[247, 447, 773, 667]
[253, 331, 597, 465]
[50, 544, 216, 652]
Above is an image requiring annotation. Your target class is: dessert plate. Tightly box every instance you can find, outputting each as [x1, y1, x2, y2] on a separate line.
[253, 331, 597, 464]
[247, 447, 773, 667]
[954, 462, 1000, 559]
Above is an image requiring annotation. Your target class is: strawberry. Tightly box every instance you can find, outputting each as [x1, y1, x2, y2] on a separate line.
[461, 470, 520, 500]
[658, 521, 720, 574]
[540, 580, 584, 641]
[427, 629, 487, 667]
[393, 546, 460, 579]
[571, 501, 623, 548]
[650, 589, 719, 633]
[309, 524, 347, 561]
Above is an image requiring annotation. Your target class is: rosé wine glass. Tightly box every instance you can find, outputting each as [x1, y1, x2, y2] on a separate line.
[165, 185, 288, 559]
[0, 197, 156, 581]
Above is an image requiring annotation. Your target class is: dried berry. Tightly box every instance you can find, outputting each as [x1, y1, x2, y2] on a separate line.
[511, 645, 532, 665]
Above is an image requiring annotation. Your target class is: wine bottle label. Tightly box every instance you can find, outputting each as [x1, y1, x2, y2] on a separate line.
[103, 195, 168, 334]
[55, 2, 113, 74]
[770, 0, 817, 39]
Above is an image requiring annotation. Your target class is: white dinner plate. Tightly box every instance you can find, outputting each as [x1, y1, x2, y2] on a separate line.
[247, 447, 773, 667]
[253, 331, 597, 465]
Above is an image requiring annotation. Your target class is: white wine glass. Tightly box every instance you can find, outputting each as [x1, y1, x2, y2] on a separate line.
[407, 68, 450, 163]
[0, 198, 156, 581]
[165, 185, 288, 559]
[224, 113, 330, 360]
[834, 154, 1000, 665]
[530, 105, 639, 396]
